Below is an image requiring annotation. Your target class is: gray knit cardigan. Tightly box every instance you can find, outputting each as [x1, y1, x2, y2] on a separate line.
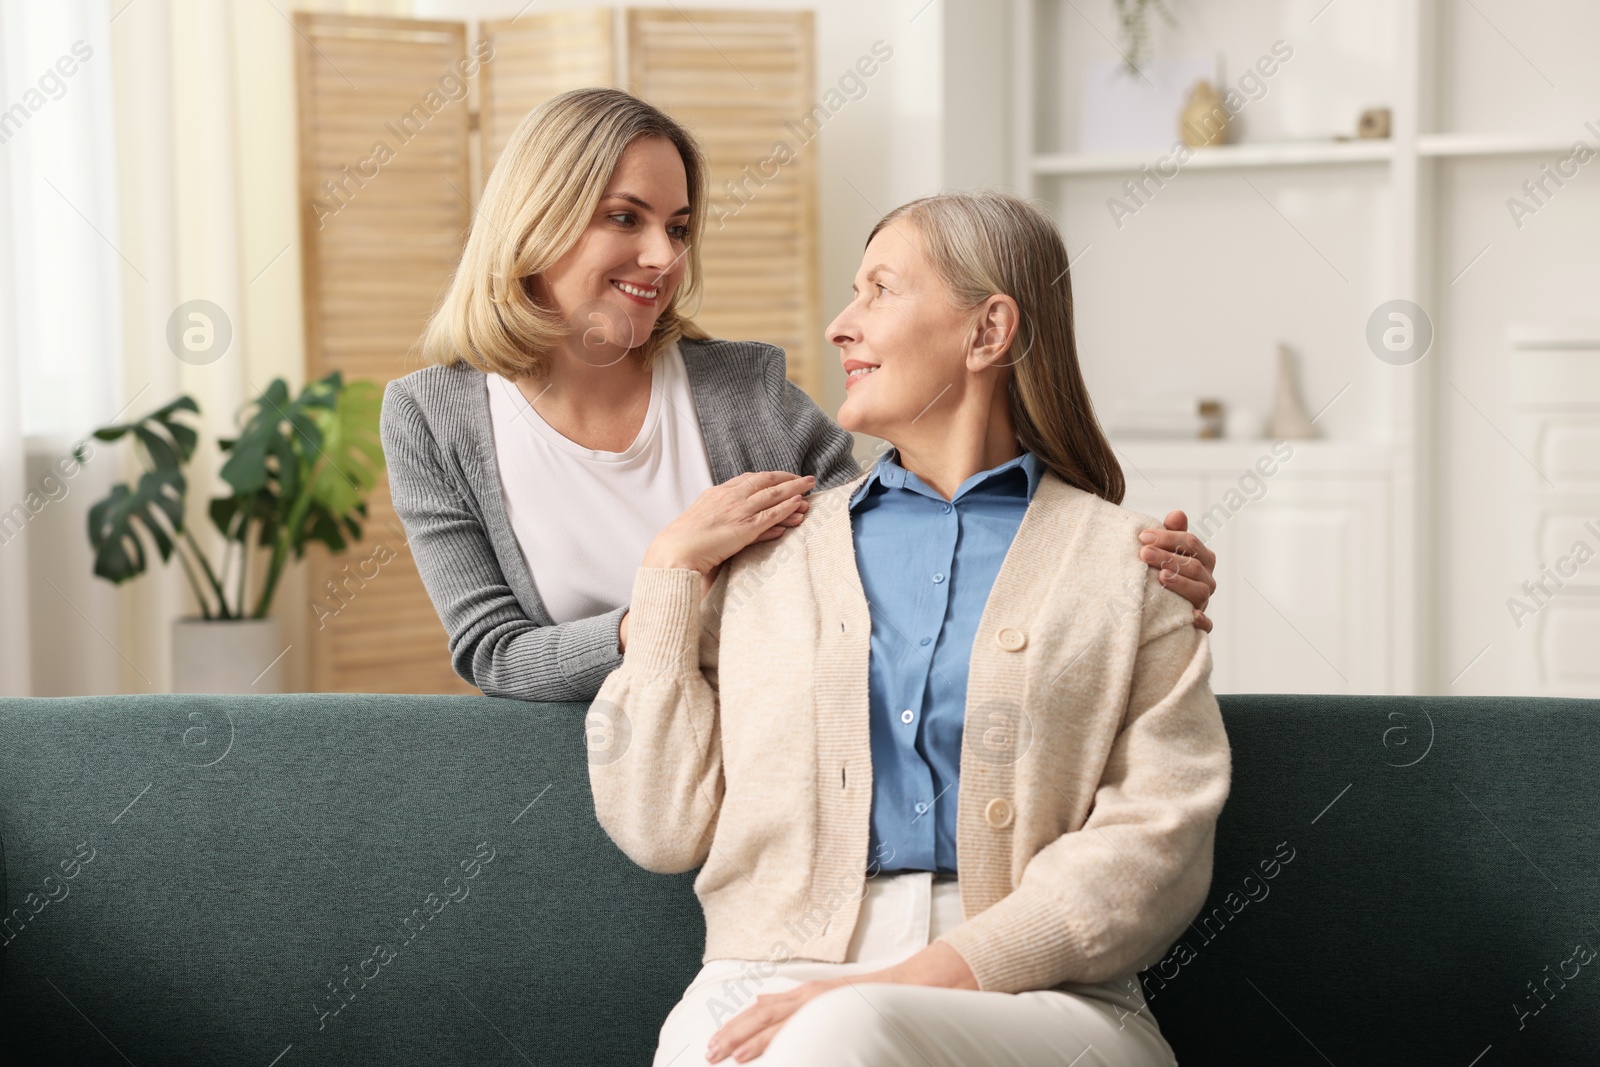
[379, 338, 861, 702]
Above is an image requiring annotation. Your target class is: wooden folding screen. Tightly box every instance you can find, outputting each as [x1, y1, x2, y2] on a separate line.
[478, 11, 616, 170]
[294, 13, 475, 693]
[627, 9, 821, 398]
[295, 9, 819, 692]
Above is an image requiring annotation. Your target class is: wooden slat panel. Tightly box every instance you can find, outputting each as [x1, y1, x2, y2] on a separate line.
[627, 9, 822, 400]
[479, 10, 615, 175]
[295, 11, 476, 695]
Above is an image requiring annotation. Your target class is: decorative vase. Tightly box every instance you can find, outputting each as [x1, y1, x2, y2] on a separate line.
[1180, 80, 1229, 147]
[1266, 344, 1318, 440]
[172, 617, 284, 694]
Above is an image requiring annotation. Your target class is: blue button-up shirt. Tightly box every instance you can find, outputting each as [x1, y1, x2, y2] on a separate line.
[849, 447, 1043, 874]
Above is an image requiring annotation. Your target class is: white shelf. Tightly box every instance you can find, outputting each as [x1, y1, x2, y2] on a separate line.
[1417, 132, 1581, 158]
[1033, 133, 1578, 174]
[1033, 139, 1394, 176]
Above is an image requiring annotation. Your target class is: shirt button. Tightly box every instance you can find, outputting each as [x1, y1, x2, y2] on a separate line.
[942, 505, 952, 514]
[900, 709, 914, 724]
[919, 637, 931, 646]
[996, 627, 1027, 651]
[914, 801, 929, 815]
[932, 573, 946, 584]
[985, 797, 1015, 829]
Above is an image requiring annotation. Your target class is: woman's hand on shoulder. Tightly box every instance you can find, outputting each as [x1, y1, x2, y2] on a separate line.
[641, 471, 815, 581]
[1139, 510, 1217, 632]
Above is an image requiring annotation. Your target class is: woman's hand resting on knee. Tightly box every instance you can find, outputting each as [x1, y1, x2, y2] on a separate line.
[705, 941, 977, 1063]
[619, 471, 816, 651]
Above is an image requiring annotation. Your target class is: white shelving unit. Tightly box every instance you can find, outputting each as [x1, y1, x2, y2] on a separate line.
[1008, 0, 1593, 695]
[1033, 139, 1394, 175]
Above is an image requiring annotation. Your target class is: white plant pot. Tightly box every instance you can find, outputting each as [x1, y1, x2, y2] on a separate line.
[171, 617, 285, 694]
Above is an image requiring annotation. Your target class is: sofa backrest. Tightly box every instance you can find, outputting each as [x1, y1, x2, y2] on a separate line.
[1151, 694, 1598, 1065]
[0, 693, 704, 1065]
[1, 693, 1595, 1065]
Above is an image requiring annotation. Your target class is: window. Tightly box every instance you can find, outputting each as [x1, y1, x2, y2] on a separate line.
[1, 0, 121, 439]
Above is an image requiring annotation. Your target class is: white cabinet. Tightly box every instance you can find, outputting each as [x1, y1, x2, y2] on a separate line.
[1507, 328, 1600, 697]
[1205, 476, 1390, 694]
[1115, 440, 1391, 694]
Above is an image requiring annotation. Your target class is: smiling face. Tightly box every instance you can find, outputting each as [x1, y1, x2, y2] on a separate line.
[532, 135, 691, 361]
[829, 223, 978, 440]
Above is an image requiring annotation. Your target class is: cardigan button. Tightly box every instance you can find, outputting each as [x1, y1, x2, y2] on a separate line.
[996, 627, 1027, 652]
[984, 797, 1015, 829]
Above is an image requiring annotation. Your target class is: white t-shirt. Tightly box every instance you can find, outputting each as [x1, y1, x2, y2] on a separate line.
[486, 342, 716, 625]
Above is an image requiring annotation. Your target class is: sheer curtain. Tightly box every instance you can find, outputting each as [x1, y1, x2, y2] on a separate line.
[1, 0, 123, 695]
[0, 1, 27, 695]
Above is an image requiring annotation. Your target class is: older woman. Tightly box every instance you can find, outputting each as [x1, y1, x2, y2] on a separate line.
[588, 191, 1231, 1066]
[380, 88, 1218, 704]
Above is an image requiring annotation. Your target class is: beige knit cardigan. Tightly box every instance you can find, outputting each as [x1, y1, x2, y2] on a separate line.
[586, 466, 1232, 995]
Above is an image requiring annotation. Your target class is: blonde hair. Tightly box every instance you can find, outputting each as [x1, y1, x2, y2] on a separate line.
[421, 87, 709, 377]
[867, 191, 1124, 504]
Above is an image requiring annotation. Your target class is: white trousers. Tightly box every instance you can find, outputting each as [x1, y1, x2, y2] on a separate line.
[652, 871, 1178, 1067]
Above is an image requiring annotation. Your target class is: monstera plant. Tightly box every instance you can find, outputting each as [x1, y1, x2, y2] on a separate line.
[88, 372, 384, 617]
[86, 373, 384, 691]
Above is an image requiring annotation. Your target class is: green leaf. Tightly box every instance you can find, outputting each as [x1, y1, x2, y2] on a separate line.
[132, 425, 178, 471]
[150, 394, 200, 420]
[301, 505, 348, 555]
[87, 467, 186, 584]
[219, 377, 327, 502]
[269, 433, 301, 504]
[149, 395, 201, 461]
[219, 420, 270, 495]
[211, 491, 277, 542]
[209, 495, 243, 539]
[309, 380, 385, 518]
[167, 420, 199, 460]
[90, 394, 200, 471]
[259, 379, 290, 412]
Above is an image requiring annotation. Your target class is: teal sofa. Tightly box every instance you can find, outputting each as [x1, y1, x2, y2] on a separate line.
[1, 693, 1595, 1065]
